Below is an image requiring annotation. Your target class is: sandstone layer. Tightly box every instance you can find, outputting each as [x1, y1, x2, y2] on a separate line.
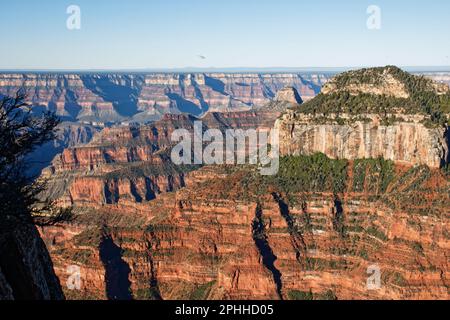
[276, 112, 449, 168]
[41, 108, 282, 208]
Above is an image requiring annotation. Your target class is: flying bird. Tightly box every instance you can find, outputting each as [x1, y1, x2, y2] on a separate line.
[197, 55, 207, 60]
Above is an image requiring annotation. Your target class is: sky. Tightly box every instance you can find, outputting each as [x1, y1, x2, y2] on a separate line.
[1, 0, 449, 70]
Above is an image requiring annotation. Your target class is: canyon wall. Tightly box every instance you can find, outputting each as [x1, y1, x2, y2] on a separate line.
[0, 73, 330, 123]
[34, 68, 450, 300]
[276, 112, 449, 168]
[41, 109, 282, 207]
[0, 71, 447, 125]
[40, 163, 450, 300]
[39, 103, 449, 300]
[3, 70, 448, 175]
[26, 123, 100, 177]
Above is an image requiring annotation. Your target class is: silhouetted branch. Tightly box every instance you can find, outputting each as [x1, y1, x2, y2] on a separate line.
[0, 91, 72, 232]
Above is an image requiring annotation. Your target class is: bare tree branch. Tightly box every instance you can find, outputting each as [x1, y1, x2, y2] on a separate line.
[0, 91, 72, 232]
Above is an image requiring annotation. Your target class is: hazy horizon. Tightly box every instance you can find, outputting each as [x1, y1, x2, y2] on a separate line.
[1, 66, 450, 74]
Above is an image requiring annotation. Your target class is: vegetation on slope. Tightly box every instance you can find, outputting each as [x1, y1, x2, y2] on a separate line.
[272, 153, 348, 194]
[293, 66, 450, 126]
[201, 153, 448, 221]
[353, 158, 395, 194]
[288, 289, 337, 300]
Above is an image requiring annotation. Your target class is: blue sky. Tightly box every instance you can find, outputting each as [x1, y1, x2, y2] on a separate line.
[1, 0, 449, 70]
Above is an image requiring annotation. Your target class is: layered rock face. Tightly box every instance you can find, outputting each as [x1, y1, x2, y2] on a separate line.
[136, 73, 326, 116]
[276, 112, 448, 168]
[41, 121, 189, 208]
[27, 123, 100, 177]
[41, 108, 282, 208]
[274, 86, 303, 104]
[0, 74, 129, 122]
[0, 71, 446, 124]
[37, 108, 289, 299]
[0, 73, 330, 123]
[40, 162, 449, 300]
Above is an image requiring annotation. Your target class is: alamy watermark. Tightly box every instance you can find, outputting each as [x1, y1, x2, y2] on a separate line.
[366, 264, 382, 290]
[66, 265, 82, 290]
[170, 121, 279, 176]
[66, 5, 81, 30]
[367, 5, 382, 30]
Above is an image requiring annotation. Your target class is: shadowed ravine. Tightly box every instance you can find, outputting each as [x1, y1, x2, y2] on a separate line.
[252, 204, 283, 300]
[99, 235, 132, 300]
[272, 193, 307, 263]
[333, 196, 345, 237]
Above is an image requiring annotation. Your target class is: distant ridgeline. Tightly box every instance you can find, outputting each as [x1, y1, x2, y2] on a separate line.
[291, 66, 450, 127]
[0, 72, 331, 123]
[0, 72, 330, 176]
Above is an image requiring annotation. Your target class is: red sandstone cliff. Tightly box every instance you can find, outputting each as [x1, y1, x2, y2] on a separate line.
[41, 163, 449, 300]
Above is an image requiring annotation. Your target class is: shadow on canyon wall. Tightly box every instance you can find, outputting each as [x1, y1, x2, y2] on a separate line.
[166, 93, 203, 116]
[99, 235, 132, 300]
[252, 204, 283, 300]
[80, 75, 142, 118]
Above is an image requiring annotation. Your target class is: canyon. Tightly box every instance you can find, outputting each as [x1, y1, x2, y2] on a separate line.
[34, 67, 450, 300]
[0, 72, 330, 175]
[0, 72, 330, 123]
[0, 71, 447, 124]
[40, 161, 450, 300]
[2, 70, 448, 176]
[2, 67, 448, 300]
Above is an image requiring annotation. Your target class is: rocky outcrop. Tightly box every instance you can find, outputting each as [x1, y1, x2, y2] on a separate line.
[322, 66, 449, 98]
[276, 67, 450, 168]
[322, 70, 410, 98]
[0, 224, 65, 300]
[27, 123, 99, 176]
[44, 115, 188, 174]
[275, 87, 303, 104]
